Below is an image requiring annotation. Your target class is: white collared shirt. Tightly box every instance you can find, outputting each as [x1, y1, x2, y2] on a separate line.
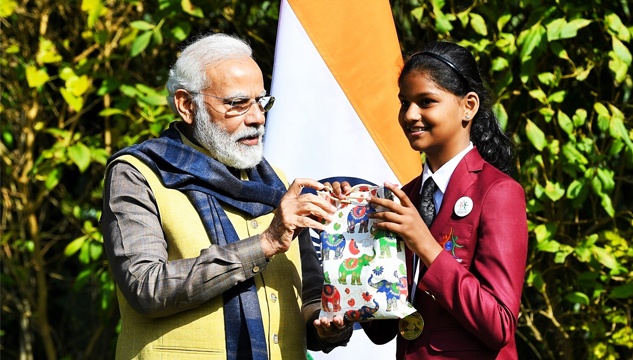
[420, 142, 474, 215]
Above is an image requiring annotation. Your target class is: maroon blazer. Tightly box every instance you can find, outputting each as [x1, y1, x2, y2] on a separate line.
[363, 148, 528, 359]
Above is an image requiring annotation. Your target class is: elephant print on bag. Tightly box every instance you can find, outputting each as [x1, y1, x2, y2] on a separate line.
[343, 300, 380, 322]
[338, 251, 376, 285]
[347, 204, 375, 233]
[321, 284, 342, 312]
[320, 232, 346, 260]
[368, 273, 401, 311]
[371, 227, 401, 258]
[317, 184, 415, 322]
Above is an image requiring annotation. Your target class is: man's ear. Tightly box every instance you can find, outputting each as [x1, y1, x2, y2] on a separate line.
[463, 91, 480, 123]
[174, 89, 195, 125]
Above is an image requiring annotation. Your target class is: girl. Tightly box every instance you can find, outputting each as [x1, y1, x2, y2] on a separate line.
[351, 41, 528, 359]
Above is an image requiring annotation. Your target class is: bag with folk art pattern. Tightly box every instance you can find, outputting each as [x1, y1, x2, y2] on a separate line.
[317, 184, 416, 322]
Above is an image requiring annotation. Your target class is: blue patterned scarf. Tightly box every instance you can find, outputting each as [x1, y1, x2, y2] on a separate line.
[109, 122, 286, 360]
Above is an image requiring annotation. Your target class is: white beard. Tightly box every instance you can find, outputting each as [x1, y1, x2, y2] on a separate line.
[192, 103, 265, 170]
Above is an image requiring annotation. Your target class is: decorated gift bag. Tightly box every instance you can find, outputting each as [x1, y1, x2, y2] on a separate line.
[317, 184, 416, 322]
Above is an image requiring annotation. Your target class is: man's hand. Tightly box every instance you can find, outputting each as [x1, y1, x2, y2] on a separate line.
[260, 178, 336, 258]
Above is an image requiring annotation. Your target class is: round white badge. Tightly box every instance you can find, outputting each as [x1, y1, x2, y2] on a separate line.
[454, 196, 473, 217]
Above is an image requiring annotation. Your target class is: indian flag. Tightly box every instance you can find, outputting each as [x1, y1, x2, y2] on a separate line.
[263, 0, 421, 188]
[263, 1, 422, 358]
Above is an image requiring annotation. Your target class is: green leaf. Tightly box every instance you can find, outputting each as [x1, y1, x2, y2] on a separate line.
[181, 0, 204, 18]
[592, 246, 618, 269]
[66, 75, 91, 97]
[45, 167, 62, 190]
[600, 194, 615, 217]
[528, 89, 548, 104]
[491, 57, 509, 72]
[557, 110, 573, 136]
[469, 12, 487, 36]
[68, 143, 92, 172]
[597, 168, 615, 193]
[36, 38, 63, 64]
[170, 22, 190, 42]
[537, 240, 560, 253]
[138, 94, 167, 106]
[605, 12, 631, 42]
[99, 108, 125, 116]
[26, 65, 50, 88]
[435, 12, 453, 34]
[526, 119, 546, 151]
[565, 292, 590, 306]
[537, 72, 556, 86]
[560, 19, 591, 39]
[544, 180, 565, 201]
[60, 88, 84, 112]
[493, 103, 508, 130]
[0, 0, 18, 17]
[65, 236, 87, 256]
[130, 31, 153, 57]
[130, 20, 155, 31]
[546, 18, 566, 41]
[90, 241, 103, 261]
[520, 24, 546, 62]
[534, 223, 557, 242]
[497, 14, 511, 31]
[608, 53, 628, 84]
[566, 179, 586, 199]
[572, 108, 587, 127]
[81, 0, 104, 28]
[547, 90, 566, 103]
[612, 36, 632, 66]
[97, 77, 121, 96]
[609, 283, 633, 299]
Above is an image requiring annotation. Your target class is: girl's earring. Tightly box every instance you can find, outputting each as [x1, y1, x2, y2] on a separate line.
[464, 115, 470, 120]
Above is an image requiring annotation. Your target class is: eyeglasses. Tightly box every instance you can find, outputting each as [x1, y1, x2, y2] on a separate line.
[191, 92, 275, 116]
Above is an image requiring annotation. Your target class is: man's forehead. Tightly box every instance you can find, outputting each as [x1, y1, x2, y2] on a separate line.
[204, 57, 264, 94]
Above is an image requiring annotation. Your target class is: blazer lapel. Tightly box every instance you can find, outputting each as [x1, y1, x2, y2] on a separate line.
[429, 148, 484, 238]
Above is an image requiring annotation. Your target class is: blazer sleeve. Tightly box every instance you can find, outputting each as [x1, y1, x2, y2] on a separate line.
[423, 177, 528, 350]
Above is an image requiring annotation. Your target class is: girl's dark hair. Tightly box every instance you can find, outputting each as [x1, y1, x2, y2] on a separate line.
[400, 41, 516, 176]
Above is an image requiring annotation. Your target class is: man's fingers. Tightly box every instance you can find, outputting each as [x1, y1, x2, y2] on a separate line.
[288, 178, 326, 195]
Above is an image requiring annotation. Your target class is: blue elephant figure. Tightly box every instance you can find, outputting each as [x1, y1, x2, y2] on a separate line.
[367, 273, 401, 311]
[347, 204, 375, 233]
[321, 232, 346, 260]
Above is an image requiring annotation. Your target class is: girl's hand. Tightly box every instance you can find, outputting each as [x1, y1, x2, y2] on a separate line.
[368, 182, 442, 267]
[321, 180, 351, 199]
[313, 315, 352, 340]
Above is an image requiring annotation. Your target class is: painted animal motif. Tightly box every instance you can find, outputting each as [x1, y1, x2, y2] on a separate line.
[347, 205, 375, 233]
[338, 251, 376, 285]
[368, 273, 401, 311]
[321, 284, 342, 312]
[320, 232, 346, 260]
[343, 300, 380, 322]
[371, 227, 401, 258]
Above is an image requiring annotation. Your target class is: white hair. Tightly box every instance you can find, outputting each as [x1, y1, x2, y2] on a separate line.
[166, 33, 253, 113]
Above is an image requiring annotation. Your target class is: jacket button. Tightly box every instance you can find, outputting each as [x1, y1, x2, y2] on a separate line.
[250, 220, 259, 229]
[253, 265, 260, 273]
[270, 293, 277, 302]
[272, 334, 279, 344]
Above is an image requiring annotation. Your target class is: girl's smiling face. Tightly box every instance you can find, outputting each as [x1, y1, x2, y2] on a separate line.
[398, 71, 477, 171]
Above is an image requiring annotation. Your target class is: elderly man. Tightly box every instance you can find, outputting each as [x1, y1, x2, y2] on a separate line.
[101, 33, 352, 359]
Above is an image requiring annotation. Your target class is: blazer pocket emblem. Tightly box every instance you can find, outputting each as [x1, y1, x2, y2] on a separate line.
[439, 227, 464, 263]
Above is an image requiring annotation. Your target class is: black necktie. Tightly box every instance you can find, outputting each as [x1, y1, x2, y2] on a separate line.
[419, 178, 437, 227]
